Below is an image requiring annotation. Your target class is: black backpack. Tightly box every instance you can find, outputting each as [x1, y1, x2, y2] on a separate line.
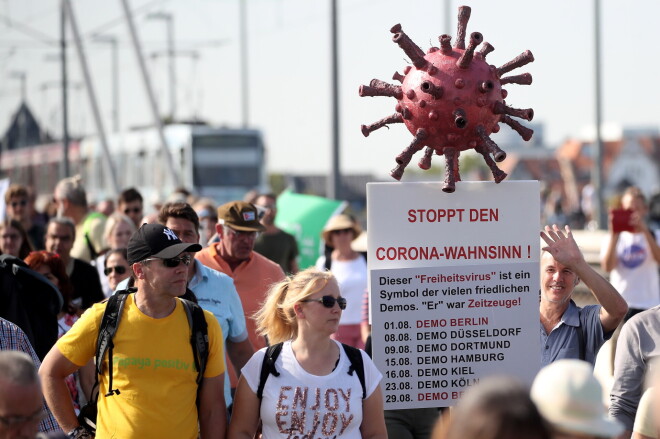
[0, 255, 62, 360]
[256, 342, 367, 404]
[78, 289, 209, 433]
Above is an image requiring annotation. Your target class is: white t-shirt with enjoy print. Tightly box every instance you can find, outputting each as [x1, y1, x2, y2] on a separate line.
[241, 340, 382, 439]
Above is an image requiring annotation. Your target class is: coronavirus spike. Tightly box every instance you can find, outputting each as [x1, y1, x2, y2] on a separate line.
[418, 147, 434, 170]
[456, 32, 483, 69]
[420, 81, 443, 99]
[391, 129, 427, 180]
[439, 34, 452, 54]
[501, 115, 534, 141]
[493, 101, 534, 121]
[359, 79, 403, 99]
[478, 42, 494, 59]
[360, 113, 404, 137]
[455, 6, 471, 50]
[390, 24, 427, 70]
[496, 50, 534, 77]
[476, 126, 506, 162]
[392, 71, 405, 83]
[500, 73, 533, 85]
[443, 147, 459, 193]
[475, 144, 507, 183]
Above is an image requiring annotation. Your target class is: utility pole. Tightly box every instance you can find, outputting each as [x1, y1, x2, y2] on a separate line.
[63, 0, 119, 195]
[146, 12, 176, 121]
[92, 34, 119, 132]
[121, 0, 181, 188]
[239, 0, 249, 128]
[593, 0, 605, 228]
[60, 0, 70, 178]
[328, 0, 340, 200]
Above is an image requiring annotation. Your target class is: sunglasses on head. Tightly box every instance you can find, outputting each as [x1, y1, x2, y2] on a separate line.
[300, 295, 347, 310]
[104, 265, 127, 276]
[142, 255, 192, 268]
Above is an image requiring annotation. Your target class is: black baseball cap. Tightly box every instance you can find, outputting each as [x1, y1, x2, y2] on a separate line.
[127, 223, 202, 264]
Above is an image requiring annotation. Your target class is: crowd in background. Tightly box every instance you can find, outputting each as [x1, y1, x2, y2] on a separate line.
[0, 175, 658, 439]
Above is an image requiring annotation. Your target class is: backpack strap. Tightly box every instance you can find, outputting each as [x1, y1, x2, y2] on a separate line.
[257, 343, 283, 400]
[342, 343, 366, 399]
[180, 298, 209, 385]
[95, 289, 131, 397]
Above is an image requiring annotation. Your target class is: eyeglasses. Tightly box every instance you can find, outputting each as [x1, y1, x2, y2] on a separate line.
[142, 255, 192, 268]
[331, 228, 353, 235]
[10, 200, 27, 208]
[0, 407, 45, 427]
[124, 207, 142, 214]
[300, 295, 347, 310]
[225, 227, 259, 239]
[104, 265, 128, 276]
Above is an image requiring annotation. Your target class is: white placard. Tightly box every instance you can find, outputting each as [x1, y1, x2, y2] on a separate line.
[367, 181, 540, 409]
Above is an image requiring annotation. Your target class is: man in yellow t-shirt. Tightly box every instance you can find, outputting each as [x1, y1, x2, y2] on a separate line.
[39, 224, 227, 439]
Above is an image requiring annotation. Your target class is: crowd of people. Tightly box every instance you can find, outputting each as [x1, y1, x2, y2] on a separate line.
[0, 177, 658, 439]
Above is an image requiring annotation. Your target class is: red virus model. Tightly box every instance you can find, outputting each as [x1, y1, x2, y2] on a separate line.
[359, 5, 534, 193]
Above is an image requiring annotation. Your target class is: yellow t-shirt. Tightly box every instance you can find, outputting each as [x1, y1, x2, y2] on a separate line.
[57, 294, 225, 439]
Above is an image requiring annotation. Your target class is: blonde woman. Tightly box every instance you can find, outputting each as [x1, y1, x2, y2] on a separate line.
[229, 268, 386, 439]
[93, 213, 136, 296]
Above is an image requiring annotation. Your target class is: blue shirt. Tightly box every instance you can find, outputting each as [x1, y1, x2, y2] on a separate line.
[189, 260, 247, 406]
[539, 300, 610, 367]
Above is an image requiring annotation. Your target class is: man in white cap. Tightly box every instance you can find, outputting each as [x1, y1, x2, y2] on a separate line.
[39, 224, 227, 439]
[531, 359, 624, 438]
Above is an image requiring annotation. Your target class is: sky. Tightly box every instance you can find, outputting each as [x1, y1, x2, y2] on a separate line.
[1, 0, 659, 179]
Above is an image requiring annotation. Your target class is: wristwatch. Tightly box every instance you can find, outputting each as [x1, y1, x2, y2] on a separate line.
[67, 426, 93, 438]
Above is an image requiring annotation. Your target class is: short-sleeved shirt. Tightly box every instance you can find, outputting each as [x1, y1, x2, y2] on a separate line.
[540, 300, 609, 367]
[254, 229, 299, 274]
[56, 294, 225, 439]
[610, 306, 660, 431]
[71, 212, 106, 263]
[600, 230, 660, 309]
[241, 340, 382, 438]
[189, 259, 247, 405]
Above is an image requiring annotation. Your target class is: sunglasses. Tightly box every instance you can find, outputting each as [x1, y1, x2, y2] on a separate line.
[331, 228, 353, 235]
[104, 265, 127, 276]
[142, 255, 192, 268]
[300, 295, 347, 310]
[10, 200, 27, 208]
[124, 207, 142, 214]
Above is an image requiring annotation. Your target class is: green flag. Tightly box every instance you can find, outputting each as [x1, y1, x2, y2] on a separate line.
[275, 190, 346, 269]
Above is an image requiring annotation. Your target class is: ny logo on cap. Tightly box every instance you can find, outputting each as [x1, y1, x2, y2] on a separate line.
[242, 211, 255, 221]
[163, 228, 178, 241]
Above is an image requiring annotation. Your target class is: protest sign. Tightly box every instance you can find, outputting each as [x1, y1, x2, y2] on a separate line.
[368, 181, 540, 409]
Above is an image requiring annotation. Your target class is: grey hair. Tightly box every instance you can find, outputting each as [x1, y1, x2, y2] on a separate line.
[47, 216, 76, 238]
[0, 351, 38, 387]
[55, 175, 87, 208]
